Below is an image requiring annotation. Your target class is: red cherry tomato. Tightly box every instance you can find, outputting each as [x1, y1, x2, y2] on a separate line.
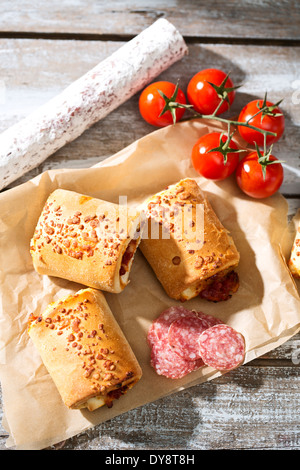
[238, 99, 285, 146]
[236, 151, 284, 198]
[191, 132, 240, 181]
[187, 68, 236, 115]
[139, 81, 186, 127]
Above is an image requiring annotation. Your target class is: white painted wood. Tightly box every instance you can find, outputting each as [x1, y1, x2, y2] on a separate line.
[0, 0, 299, 40]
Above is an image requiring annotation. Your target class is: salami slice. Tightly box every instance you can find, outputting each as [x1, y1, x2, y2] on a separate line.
[150, 336, 202, 379]
[0, 19, 187, 190]
[147, 322, 159, 348]
[198, 324, 245, 371]
[168, 311, 223, 362]
[147, 306, 190, 346]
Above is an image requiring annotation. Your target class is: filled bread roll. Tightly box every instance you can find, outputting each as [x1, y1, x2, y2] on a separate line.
[140, 178, 240, 302]
[30, 189, 142, 293]
[28, 288, 142, 411]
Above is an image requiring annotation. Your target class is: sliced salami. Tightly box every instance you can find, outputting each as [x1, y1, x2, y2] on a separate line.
[147, 305, 190, 346]
[198, 324, 245, 371]
[193, 311, 224, 329]
[147, 322, 159, 348]
[168, 311, 223, 362]
[150, 336, 202, 379]
[147, 306, 245, 379]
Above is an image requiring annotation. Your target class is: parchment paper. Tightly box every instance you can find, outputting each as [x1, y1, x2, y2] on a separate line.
[0, 119, 299, 450]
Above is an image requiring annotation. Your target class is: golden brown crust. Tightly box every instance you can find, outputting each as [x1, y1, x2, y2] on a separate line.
[30, 189, 141, 293]
[139, 178, 240, 301]
[28, 288, 142, 410]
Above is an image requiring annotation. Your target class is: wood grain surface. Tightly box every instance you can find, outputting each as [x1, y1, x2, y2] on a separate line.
[1, 0, 300, 41]
[0, 1, 299, 451]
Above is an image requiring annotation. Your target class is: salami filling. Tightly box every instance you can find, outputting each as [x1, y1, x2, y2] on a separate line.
[199, 271, 239, 302]
[168, 311, 223, 362]
[198, 324, 245, 371]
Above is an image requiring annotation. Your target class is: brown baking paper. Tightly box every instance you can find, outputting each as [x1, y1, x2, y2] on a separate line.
[0, 119, 299, 450]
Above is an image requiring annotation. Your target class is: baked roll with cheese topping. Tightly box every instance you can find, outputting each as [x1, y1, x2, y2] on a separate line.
[28, 288, 142, 411]
[30, 189, 142, 293]
[140, 178, 240, 302]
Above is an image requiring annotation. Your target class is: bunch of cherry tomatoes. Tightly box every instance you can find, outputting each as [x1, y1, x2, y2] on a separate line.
[138, 68, 285, 199]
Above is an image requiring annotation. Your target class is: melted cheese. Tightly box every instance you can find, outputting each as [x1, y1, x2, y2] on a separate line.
[78, 396, 106, 411]
[180, 286, 198, 300]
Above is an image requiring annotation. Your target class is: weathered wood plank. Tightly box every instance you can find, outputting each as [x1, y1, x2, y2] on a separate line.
[0, 39, 299, 194]
[43, 365, 300, 450]
[0, 0, 300, 41]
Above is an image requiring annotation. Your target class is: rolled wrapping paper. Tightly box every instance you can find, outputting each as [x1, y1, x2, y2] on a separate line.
[139, 178, 240, 302]
[28, 288, 142, 410]
[0, 18, 188, 190]
[30, 189, 143, 293]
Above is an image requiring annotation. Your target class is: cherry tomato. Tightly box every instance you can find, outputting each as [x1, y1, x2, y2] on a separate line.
[236, 151, 284, 198]
[191, 132, 240, 180]
[187, 68, 236, 115]
[139, 81, 186, 127]
[238, 99, 285, 146]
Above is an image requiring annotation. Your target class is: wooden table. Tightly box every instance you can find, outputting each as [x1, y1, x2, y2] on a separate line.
[0, 1, 299, 450]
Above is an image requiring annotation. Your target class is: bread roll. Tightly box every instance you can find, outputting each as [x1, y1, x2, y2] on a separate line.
[139, 178, 240, 301]
[28, 288, 142, 411]
[30, 189, 142, 293]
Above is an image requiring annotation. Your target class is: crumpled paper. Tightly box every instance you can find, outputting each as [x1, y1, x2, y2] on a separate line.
[0, 118, 299, 450]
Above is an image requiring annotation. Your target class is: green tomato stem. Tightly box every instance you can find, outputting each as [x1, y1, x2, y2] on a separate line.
[183, 107, 277, 137]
